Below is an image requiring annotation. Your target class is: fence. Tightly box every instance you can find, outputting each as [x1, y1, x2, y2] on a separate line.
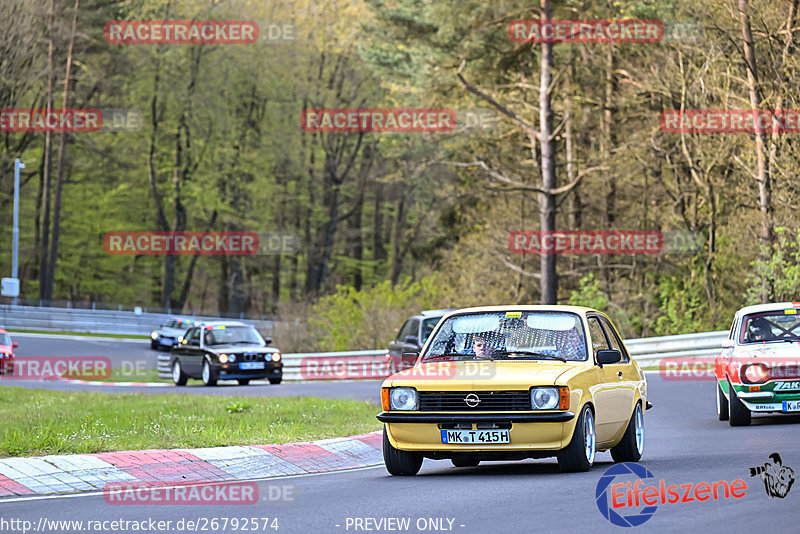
[156, 331, 728, 382]
[0, 304, 272, 336]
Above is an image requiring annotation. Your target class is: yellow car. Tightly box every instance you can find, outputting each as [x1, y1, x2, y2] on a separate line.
[377, 305, 651, 475]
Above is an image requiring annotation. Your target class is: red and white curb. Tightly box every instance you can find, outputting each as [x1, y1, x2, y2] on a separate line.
[56, 379, 173, 387]
[0, 431, 382, 498]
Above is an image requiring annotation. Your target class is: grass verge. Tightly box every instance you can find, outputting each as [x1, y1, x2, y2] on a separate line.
[0, 387, 381, 457]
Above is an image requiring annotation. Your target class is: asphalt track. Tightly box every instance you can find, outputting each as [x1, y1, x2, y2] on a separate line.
[1, 335, 799, 533]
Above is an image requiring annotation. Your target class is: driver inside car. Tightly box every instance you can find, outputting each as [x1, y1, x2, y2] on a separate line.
[747, 317, 775, 342]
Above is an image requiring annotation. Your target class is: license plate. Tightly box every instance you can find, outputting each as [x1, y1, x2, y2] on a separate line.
[240, 362, 265, 370]
[440, 430, 510, 444]
[782, 400, 800, 412]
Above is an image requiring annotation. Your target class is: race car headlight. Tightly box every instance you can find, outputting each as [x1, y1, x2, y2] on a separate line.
[219, 354, 229, 364]
[150, 332, 158, 340]
[228, 354, 236, 363]
[742, 363, 768, 384]
[531, 386, 569, 410]
[271, 352, 281, 362]
[389, 387, 418, 410]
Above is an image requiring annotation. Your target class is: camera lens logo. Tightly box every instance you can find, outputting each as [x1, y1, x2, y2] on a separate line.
[596, 463, 658, 527]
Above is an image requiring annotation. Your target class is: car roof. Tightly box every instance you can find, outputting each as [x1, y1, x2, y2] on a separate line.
[420, 309, 454, 316]
[735, 302, 800, 318]
[193, 320, 249, 327]
[0, 328, 7, 334]
[441, 305, 600, 318]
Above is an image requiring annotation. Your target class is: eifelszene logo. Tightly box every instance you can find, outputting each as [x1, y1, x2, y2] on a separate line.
[749, 453, 795, 499]
[596, 463, 748, 527]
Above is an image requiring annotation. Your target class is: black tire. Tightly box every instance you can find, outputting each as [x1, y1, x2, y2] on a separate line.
[451, 456, 480, 468]
[557, 404, 595, 472]
[383, 427, 423, 476]
[717, 382, 729, 421]
[201, 360, 218, 387]
[171, 360, 187, 386]
[150, 339, 159, 350]
[268, 377, 282, 385]
[611, 403, 644, 463]
[237, 379, 250, 386]
[729, 382, 751, 426]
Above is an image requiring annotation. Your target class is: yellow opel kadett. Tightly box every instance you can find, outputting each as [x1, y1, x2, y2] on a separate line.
[377, 306, 651, 475]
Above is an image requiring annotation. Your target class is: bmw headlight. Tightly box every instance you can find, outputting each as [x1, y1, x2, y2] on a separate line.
[531, 387, 560, 410]
[271, 352, 281, 362]
[228, 354, 236, 363]
[219, 354, 229, 364]
[150, 332, 158, 340]
[390, 387, 418, 410]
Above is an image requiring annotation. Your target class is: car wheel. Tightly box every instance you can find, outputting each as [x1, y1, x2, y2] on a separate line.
[268, 377, 282, 385]
[172, 361, 187, 386]
[451, 456, 480, 468]
[237, 379, 250, 386]
[717, 381, 729, 421]
[150, 339, 158, 350]
[383, 427, 423, 476]
[611, 403, 644, 463]
[201, 360, 218, 387]
[728, 382, 751, 426]
[557, 404, 595, 472]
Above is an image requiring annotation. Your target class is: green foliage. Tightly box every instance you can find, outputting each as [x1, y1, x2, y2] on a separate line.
[309, 274, 449, 350]
[746, 228, 800, 304]
[650, 274, 705, 336]
[567, 274, 609, 311]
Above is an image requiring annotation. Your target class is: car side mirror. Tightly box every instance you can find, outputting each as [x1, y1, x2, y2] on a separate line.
[264, 337, 273, 345]
[405, 335, 419, 345]
[597, 349, 622, 365]
[12, 342, 18, 349]
[721, 339, 733, 348]
[402, 351, 420, 359]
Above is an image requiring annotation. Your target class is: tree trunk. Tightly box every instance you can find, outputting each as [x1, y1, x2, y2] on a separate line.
[39, 0, 55, 301]
[47, 0, 80, 302]
[390, 193, 406, 287]
[738, 0, 773, 300]
[539, 0, 557, 304]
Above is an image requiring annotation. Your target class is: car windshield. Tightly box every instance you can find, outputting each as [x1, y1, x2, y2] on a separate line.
[421, 317, 442, 343]
[740, 310, 800, 344]
[203, 325, 264, 346]
[421, 311, 588, 362]
[0, 333, 10, 346]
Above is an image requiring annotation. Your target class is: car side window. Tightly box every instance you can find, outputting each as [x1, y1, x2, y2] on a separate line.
[587, 317, 610, 357]
[396, 320, 412, 342]
[600, 317, 629, 362]
[188, 328, 200, 346]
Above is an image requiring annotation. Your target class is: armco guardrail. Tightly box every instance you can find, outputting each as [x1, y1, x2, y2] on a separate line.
[156, 331, 727, 383]
[0, 304, 272, 336]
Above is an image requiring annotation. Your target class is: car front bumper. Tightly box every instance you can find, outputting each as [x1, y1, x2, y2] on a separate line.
[215, 362, 283, 380]
[381, 411, 576, 452]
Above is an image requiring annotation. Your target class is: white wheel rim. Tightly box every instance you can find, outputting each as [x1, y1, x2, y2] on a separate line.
[202, 362, 209, 383]
[634, 405, 644, 454]
[172, 362, 180, 382]
[584, 408, 596, 464]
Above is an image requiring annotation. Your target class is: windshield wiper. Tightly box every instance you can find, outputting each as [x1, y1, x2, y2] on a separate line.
[493, 350, 566, 362]
[423, 353, 492, 361]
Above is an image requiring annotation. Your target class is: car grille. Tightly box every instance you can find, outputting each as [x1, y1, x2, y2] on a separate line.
[418, 391, 531, 411]
[239, 352, 263, 362]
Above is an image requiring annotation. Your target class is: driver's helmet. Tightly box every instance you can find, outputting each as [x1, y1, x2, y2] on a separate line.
[748, 317, 773, 341]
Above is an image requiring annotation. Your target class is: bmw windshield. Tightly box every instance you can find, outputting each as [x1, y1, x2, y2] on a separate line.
[203, 326, 265, 346]
[421, 311, 588, 362]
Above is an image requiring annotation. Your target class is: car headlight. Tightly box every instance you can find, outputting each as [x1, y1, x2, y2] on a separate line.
[742, 363, 768, 384]
[389, 387, 418, 410]
[219, 354, 229, 364]
[271, 352, 281, 362]
[150, 332, 158, 340]
[228, 354, 236, 363]
[531, 386, 569, 410]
